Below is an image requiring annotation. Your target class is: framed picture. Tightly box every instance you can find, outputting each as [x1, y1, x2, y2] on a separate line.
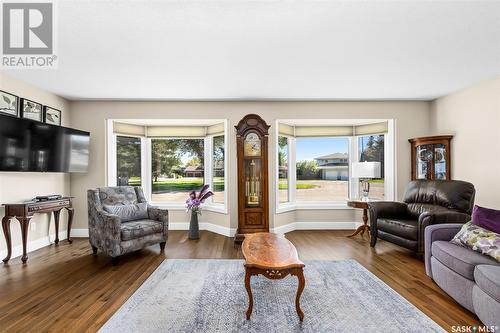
[44, 106, 62, 126]
[0, 90, 19, 117]
[21, 98, 43, 122]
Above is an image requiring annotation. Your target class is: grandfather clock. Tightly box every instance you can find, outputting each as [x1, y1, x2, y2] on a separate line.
[235, 114, 270, 242]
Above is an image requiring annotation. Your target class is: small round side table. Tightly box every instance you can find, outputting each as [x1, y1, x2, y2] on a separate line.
[347, 199, 372, 238]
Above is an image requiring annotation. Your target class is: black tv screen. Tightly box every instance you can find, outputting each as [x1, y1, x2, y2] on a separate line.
[0, 115, 90, 173]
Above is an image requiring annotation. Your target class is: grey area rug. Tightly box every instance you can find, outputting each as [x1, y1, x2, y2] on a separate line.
[99, 259, 445, 333]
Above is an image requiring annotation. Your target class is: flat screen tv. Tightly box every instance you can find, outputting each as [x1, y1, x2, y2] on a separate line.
[0, 114, 90, 173]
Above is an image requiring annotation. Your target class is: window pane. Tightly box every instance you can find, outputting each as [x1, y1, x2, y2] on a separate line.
[213, 135, 225, 203]
[151, 139, 204, 202]
[278, 136, 289, 203]
[295, 137, 349, 201]
[358, 135, 385, 200]
[116, 136, 141, 186]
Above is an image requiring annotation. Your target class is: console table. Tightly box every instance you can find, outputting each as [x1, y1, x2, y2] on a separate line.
[2, 197, 74, 263]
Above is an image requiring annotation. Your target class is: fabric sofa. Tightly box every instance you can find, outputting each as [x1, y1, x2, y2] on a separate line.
[425, 223, 500, 327]
[368, 180, 475, 254]
[88, 186, 169, 265]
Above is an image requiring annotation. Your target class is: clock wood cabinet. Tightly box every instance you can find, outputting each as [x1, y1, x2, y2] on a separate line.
[409, 135, 453, 181]
[235, 114, 270, 242]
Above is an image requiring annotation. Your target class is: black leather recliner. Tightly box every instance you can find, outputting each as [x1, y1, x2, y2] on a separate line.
[368, 180, 475, 255]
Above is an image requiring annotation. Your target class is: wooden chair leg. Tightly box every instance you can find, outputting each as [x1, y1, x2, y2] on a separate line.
[160, 242, 166, 251]
[111, 256, 120, 266]
[91, 246, 98, 255]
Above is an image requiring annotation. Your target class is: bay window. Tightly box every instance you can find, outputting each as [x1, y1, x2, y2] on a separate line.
[276, 120, 394, 211]
[116, 136, 142, 186]
[108, 120, 227, 212]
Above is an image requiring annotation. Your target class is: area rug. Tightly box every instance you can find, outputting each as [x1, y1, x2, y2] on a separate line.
[99, 259, 445, 333]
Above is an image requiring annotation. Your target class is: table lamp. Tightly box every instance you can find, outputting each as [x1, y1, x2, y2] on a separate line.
[351, 161, 381, 200]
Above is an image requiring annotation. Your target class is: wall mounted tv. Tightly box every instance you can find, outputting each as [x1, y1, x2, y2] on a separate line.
[0, 114, 90, 173]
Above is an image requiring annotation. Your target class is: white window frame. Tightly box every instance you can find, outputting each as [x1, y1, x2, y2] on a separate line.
[106, 119, 228, 214]
[275, 119, 395, 213]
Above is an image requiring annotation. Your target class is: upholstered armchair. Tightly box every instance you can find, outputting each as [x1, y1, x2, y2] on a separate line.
[368, 180, 475, 255]
[88, 186, 168, 265]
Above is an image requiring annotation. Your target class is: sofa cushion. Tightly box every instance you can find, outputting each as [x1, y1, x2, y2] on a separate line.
[377, 218, 418, 240]
[431, 241, 499, 280]
[120, 219, 163, 241]
[103, 203, 149, 222]
[472, 205, 500, 234]
[474, 265, 500, 303]
[451, 222, 500, 262]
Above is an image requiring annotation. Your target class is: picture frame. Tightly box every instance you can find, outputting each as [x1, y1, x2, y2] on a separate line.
[0, 90, 19, 117]
[44, 106, 62, 126]
[20, 98, 43, 122]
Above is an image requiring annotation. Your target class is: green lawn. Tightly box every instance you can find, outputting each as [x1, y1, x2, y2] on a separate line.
[278, 180, 319, 190]
[128, 177, 224, 192]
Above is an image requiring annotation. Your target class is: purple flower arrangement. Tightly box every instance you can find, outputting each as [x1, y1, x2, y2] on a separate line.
[186, 184, 214, 215]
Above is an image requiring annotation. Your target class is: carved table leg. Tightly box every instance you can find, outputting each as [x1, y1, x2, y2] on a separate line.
[2, 216, 12, 263]
[53, 209, 61, 244]
[19, 217, 32, 263]
[244, 267, 254, 320]
[66, 207, 74, 244]
[293, 268, 305, 321]
[348, 208, 370, 238]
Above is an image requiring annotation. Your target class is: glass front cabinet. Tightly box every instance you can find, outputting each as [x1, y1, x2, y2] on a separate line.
[409, 135, 453, 180]
[235, 114, 270, 242]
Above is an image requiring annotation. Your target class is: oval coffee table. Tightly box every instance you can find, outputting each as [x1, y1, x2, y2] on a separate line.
[241, 232, 305, 321]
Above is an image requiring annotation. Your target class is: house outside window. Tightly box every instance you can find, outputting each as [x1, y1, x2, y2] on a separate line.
[276, 120, 394, 211]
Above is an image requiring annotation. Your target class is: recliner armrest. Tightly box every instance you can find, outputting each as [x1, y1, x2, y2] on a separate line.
[368, 201, 408, 235]
[424, 223, 464, 277]
[417, 211, 470, 254]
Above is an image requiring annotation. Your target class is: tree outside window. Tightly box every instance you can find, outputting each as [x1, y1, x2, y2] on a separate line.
[116, 136, 141, 186]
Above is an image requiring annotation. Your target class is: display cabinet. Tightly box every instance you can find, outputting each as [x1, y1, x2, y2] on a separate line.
[409, 135, 453, 180]
[235, 114, 270, 242]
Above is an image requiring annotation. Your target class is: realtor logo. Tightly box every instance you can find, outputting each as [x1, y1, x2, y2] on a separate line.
[2, 2, 57, 68]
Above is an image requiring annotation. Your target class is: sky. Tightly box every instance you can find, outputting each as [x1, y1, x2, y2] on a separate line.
[296, 137, 349, 161]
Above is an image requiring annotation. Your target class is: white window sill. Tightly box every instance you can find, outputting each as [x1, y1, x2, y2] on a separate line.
[149, 202, 228, 214]
[276, 201, 354, 213]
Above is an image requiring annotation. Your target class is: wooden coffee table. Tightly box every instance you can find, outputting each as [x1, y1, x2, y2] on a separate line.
[241, 232, 305, 321]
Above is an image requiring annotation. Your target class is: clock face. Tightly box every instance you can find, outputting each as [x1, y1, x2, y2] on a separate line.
[244, 132, 261, 156]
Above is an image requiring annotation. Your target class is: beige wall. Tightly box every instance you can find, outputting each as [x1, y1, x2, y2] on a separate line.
[431, 77, 500, 208]
[69, 101, 431, 231]
[0, 73, 70, 255]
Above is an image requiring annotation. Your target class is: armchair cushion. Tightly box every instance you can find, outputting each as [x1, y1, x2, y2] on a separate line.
[377, 218, 418, 241]
[97, 186, 139, 205]
[103, 203, 149, 222]
[432, 241, 499, 280]
[121, 219, 163, 241]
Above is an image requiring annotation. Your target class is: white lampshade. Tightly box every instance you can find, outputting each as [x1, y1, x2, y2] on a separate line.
[351, 161, 381, 178]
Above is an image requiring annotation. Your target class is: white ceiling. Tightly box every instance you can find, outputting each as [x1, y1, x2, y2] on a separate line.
[4, 0, 500, 101]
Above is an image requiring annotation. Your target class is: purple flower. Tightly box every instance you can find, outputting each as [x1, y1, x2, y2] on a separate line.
[186, 185, 214, 214]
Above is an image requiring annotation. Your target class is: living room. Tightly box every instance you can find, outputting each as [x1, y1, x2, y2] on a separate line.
[0, 1, 499, 332]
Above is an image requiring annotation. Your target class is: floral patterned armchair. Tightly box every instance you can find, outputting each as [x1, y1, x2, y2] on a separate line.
[87, 186, 168, 265]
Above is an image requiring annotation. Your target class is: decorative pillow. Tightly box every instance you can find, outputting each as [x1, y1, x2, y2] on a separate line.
[472, 205, 500, 234]
[451, 222, 500, 262]
[103, 203, 149, 222]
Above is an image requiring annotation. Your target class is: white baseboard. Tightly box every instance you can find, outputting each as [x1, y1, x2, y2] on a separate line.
[0, 221, 360, 259]
[271, 221, 362, 234]
[0, 230, 68, 261]
[169, 222, 236, 237]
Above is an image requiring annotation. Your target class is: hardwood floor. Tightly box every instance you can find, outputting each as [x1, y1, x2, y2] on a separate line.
[0, 230, 481, 332]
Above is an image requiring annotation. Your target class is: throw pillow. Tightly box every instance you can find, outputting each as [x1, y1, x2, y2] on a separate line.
[472, 205, 500, 234]
[103, 202, 149, 222]
[451, 222, 500, 262]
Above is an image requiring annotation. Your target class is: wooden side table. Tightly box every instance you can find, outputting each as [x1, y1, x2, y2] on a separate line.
[347, 199, 371, 238]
